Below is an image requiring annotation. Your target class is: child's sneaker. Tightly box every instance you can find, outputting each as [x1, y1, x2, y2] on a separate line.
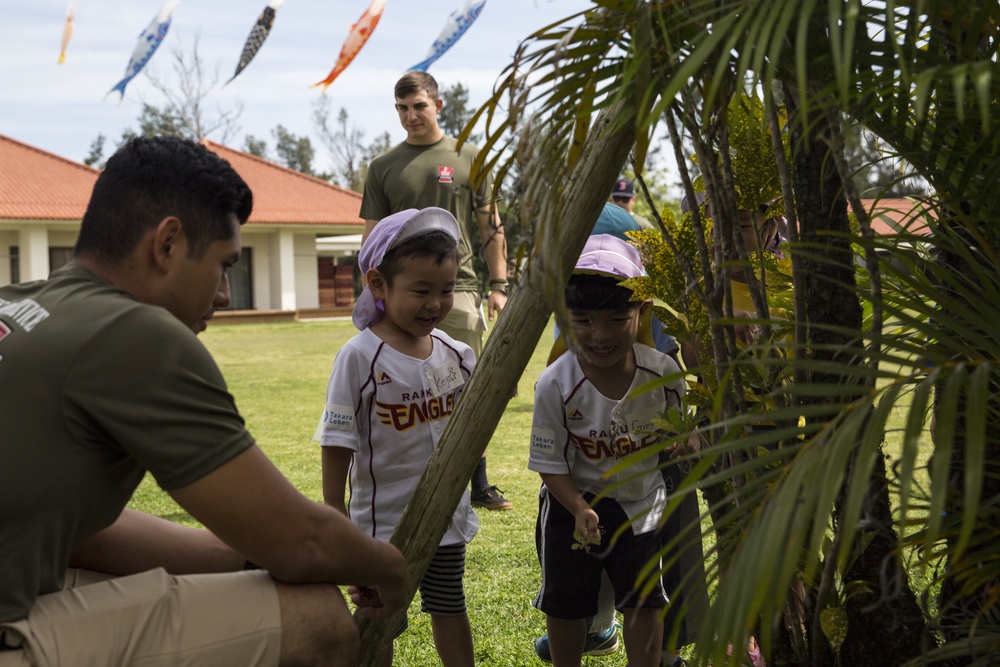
[533, 621, 621, 662]
[470, 485, 513, 510]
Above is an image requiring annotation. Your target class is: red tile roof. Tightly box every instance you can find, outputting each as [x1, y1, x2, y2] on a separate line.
[0, 134, 99, 220]
[0, 133, 926, 237]
[201, 140, 362, 226]
[0, 134, 362, 227]
[861, 198, 934, 236]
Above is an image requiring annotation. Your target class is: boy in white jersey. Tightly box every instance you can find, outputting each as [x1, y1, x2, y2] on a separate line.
[315, 207, 478, 666]
[529, 234, 685, 667]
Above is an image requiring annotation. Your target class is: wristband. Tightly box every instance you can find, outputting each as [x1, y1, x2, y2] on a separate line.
[489, 280, 509, 295]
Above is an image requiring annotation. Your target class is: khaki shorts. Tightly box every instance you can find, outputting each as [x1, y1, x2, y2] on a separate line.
[438, 290, 486, 359]
[0, 568, 280, 667]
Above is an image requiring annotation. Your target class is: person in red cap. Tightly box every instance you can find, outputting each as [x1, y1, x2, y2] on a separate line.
[610, 178, 655, 230]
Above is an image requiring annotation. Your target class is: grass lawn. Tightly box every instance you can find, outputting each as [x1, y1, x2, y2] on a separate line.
[127, 318, 935, 665]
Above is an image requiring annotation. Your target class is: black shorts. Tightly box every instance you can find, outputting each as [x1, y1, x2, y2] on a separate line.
[534, 487, 667, 619]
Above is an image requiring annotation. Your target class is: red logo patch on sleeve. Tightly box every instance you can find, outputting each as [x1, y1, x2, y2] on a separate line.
[437, 166, 454, 184]
[0, 321, 10, 343]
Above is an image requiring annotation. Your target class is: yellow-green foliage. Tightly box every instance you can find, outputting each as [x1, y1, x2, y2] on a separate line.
[624, 213, 792, 345]
[623, 209, 794, 414]
[691, 93, 790, 219]
[726, 93, 789, 215]
[623, 209, 711, 350]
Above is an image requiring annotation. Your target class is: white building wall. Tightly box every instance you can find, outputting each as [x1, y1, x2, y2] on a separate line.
[266, 232, 293, 310]
[294, 234, 319, 309]
[0, 221, 354, 309]
[20, 227, 50, 282]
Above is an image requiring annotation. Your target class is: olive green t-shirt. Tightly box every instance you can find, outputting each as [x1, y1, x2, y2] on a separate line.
[360, 136, 494, 292]
[0, 264, 254, 622]
[632, 212, 655, 230]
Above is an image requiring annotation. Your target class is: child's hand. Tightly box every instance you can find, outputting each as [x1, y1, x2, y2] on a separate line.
[665, 433, 700, 460]
[348, 585, 384, 614]
[572, 509, 601, 553]
[348, 578, 409, 619]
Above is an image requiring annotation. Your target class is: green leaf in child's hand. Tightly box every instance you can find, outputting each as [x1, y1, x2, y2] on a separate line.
[572, 528, 603, 554]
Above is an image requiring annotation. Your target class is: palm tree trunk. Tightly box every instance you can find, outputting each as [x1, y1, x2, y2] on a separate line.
[789, 94, 925, 667]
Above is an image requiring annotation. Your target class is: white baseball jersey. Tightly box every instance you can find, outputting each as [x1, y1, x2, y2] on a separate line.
[314, 328, 479, 545]
[528, 344, 684, 534]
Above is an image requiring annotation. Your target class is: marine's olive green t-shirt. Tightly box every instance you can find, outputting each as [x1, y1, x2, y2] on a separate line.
[360, 136, 493, 293]
[0, 264, 254, 622]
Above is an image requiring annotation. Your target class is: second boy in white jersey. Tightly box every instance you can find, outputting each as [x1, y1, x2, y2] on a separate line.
[529, 234, 685, 667]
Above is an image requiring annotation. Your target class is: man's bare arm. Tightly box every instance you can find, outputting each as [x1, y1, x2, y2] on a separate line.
[362, 218, 380, 244]
[168, 445, 407, 600]
[70, 446, 409, 617]
[476, 205, 508, 321]
[68, 508, 245, 575]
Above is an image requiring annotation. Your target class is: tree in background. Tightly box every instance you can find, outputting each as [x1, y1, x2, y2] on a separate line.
[82, 134, 106, 168]
[438, 82, 482, 145]
[84, 35, 241, 168]
[271, 124, 315, 176]
[140, 35, 243, 144]
[241, 125, 321, 177]
[242, 135, 267, 159]
[312, 95, 389, 191]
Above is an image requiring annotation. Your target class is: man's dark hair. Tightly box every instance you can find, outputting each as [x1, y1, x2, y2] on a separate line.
[75, 136, 253, 263]
[565, 273, 639, 312]
[395, 71, 439, 100]
[378, 231, 457, 285]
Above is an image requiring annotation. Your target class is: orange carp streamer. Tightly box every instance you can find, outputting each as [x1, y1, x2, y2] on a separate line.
[311, 0, 387, 92]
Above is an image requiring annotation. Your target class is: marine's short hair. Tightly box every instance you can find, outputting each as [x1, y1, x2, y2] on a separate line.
[75, 136, 253, 263]
[395, 71, 439, 101]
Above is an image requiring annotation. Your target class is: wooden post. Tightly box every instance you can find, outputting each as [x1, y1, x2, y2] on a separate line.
[355, 107, 636, 664]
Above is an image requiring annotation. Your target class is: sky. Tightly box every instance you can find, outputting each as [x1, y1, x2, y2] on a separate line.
[1, 0, 594, 171]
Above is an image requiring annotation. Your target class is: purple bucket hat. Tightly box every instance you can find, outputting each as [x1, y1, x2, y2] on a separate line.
[352, 207, 460, 330]
[574, 233, 645, 279]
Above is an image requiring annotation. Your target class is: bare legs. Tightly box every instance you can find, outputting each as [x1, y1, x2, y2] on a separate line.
[546, 616, 587, 667]
[431, 613, 474, 667]
[621, 607, 663, 667]
[546, 608, 662, 667]
[275, 582, 359, 667]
